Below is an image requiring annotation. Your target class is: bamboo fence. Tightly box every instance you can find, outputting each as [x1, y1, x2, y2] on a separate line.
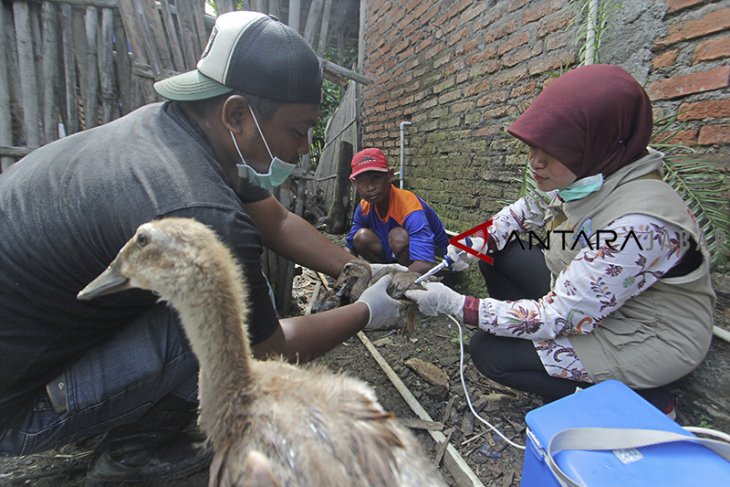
[2, 0, 303, 314]
[0, 0, 211, 170]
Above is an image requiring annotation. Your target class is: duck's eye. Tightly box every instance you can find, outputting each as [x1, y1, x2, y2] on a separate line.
[136, 232, 150, 248]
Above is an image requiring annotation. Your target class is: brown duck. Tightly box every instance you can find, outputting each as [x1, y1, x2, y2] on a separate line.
[78, 218, 445, 487]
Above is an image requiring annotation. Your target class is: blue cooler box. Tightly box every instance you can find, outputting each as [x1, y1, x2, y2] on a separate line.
[521, 380, 730, 486]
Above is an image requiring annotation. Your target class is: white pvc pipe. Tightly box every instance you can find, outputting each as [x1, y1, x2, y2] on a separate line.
[585, 0, 598, 65]
[713, 325, 730, 344]
[399, 121, 411, 189]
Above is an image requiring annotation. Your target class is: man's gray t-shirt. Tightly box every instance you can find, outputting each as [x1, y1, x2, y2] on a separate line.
[0, 102, 279, 422]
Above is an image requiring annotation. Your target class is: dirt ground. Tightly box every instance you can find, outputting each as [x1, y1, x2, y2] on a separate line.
[1, 262, 728, 486]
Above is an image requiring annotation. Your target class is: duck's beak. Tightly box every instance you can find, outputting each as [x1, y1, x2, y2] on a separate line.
[77, 260, 132, 300]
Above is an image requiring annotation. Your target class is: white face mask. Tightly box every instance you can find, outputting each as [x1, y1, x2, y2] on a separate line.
[232, 106, 297, 190]
[558, 173, 604, 202]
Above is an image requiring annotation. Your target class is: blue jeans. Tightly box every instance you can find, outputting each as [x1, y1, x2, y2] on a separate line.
[0, 304, 198, 456]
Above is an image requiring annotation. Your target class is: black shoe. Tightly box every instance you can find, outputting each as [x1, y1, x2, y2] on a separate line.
[86, 396, 211, 485]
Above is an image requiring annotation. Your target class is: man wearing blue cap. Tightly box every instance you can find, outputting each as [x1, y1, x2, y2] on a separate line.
[0, 11, 402, 483]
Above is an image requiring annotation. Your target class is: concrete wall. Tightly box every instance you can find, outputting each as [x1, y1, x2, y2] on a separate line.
[358, 0, 729, 232]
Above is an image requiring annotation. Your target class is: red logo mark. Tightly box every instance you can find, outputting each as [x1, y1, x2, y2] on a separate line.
[449, 220, 494, 265]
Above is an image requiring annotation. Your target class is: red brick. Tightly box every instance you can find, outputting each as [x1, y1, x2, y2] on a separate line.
[498, 31, 531, 56]
[511, 81, 538, 97]
[538, 11, 572, 38]
[545, 30, 573, 51]
[678, 99, 730, 120]
[502, 46, 536, 68]
[652, 128, 698, 146]
[693, 36, 730, 63]
[508, 0, 529, 12]
[476, 90, 509, 107]
[484, 20, 517, 43]
[655, 7, 730, 49]
[460, 2, 486, 23]
[665, 0, 705, 14]
[648, 66, 730, 100]
[527, 50, 575, 76]
[523, 0, 563, 25]
[652, 49, 679, 70]
[698, 124, 730, 145]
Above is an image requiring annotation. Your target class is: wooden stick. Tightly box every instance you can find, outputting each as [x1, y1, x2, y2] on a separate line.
[316, 271, 331, 291]
[434, 427, 455, 467]
[398, 417, 444, 431]
[304, 280, 322, 316]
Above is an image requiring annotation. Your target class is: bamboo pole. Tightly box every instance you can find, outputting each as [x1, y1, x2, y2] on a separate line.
[0, 145, 32, 158]
[60, 4, 78, 134]
[72, 7, 89, 128]
[189, 0, 208, 53]
[99, 8, 114, 123]
[84, 6, 99, 129]
[117, 0, 156, 102]
[13, 1, 41, 148]
[159, 0, 186, 72]
[303, 0, 324, 45]
[216, 0, 235, 15]
[138, 1, 174, 72]
[113, 13, 131, 115]
[30, 0, 119, 7]
[0, 2, 14, 170]
[132, 0, 161, 79]
[288, 0, 301, 31]
[41, 2, 59, 142]
[317, 0, 332, 55]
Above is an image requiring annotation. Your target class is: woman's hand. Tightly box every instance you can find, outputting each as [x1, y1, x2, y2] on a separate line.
[405, 282, 466, 320]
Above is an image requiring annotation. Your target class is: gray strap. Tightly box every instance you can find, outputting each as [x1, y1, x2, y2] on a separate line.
[545, 427, 730, 487]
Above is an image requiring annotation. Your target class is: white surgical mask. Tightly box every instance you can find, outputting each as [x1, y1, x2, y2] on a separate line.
[232, 106, 297, 190]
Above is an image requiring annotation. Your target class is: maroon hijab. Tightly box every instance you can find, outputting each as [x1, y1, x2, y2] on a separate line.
[507, 64, 653, 180]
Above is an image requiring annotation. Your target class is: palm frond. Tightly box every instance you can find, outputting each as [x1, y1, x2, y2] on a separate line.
[655, 146, 729, 269]
[653, 113, 730, 269]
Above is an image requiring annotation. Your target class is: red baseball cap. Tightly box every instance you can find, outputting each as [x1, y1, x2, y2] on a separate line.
[350, 148, 390, 180]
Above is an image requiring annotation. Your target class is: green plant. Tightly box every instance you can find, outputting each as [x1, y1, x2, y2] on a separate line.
[571, 0, 618, 65]
[652, 115, 729, 269]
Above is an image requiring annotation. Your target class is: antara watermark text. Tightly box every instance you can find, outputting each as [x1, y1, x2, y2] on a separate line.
[503, 229, 688, 252]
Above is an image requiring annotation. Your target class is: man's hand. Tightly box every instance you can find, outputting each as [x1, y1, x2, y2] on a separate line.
[356, 274, 407, 330]
[446, 237, 486, 271]
[404, 282, 466, 320]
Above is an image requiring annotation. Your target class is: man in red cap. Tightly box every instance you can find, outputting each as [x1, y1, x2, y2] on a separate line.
[346, 148, 449, 275]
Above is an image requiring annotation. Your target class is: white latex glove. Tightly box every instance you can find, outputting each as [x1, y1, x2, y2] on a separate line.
[404, 282, 466, 320]
[369, 262, 409, 276]
[356, 274, 407, 330]
[445, 236, 486, 272]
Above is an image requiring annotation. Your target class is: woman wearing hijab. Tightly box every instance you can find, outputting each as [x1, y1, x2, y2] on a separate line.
[406, 65, 715, 415]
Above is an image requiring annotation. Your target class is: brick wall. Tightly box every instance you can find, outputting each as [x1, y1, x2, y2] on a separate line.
[649, 1, 730, 150]
[359, 0, 729, 232]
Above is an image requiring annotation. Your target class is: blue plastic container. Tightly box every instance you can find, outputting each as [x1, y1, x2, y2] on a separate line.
[520, 380, 730, 486]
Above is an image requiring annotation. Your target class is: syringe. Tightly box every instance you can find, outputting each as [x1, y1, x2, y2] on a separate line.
[413, 250, 466, 284]
[413, 236, 472, 285]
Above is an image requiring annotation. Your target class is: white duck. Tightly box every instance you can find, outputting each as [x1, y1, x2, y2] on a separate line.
[78, 217, 445, 487]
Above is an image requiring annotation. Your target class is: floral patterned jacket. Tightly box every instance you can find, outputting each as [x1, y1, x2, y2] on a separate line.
[476, 191, 690, 382]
